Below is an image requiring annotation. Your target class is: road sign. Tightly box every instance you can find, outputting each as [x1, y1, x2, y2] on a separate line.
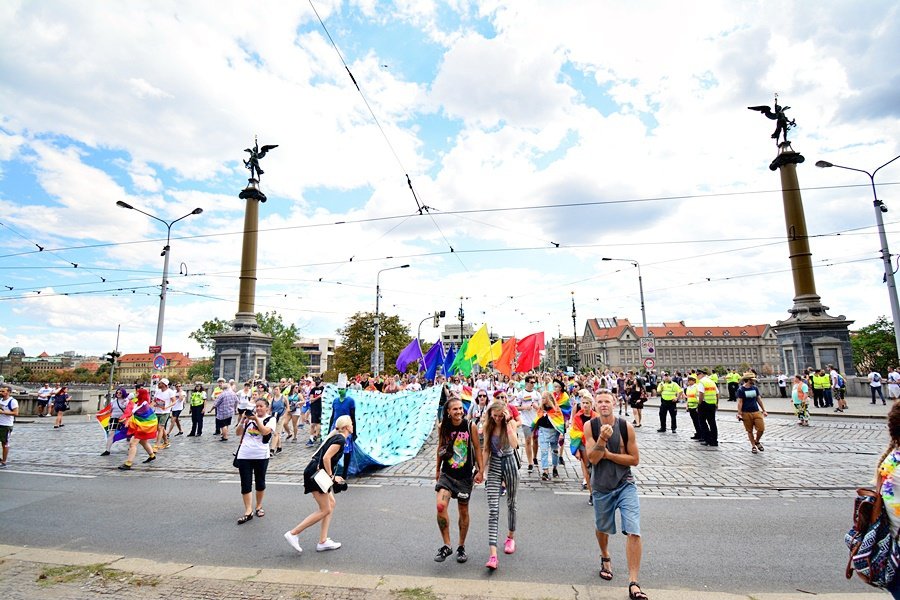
[153, 353, 166, 370]
[640, 337, 655, 358]
[643, 357, 655, 369]
[149, 345, 161, 354]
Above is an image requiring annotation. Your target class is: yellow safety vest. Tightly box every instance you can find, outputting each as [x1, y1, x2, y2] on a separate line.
[709, 373, 719, 384]
[658, 381, 681, 401]
[725, 372, 740, 384]
[700, 377, 718, 404]
[686, 384, 701, 409]
[812, 374, 829, 390]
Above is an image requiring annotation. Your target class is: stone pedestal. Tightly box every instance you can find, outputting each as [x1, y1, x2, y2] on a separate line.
[212, 325, 272, 383]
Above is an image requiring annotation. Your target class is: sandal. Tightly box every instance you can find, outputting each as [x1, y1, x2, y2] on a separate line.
[628, 581, 648, 600]
[599, 556, 613, 581]
[255, 508, 265, 518]
[237, 513, 253, 525]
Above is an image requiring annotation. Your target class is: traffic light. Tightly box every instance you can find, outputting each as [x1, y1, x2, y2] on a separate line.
[433, 310, 446, 328]
[106, 351, 121, 364]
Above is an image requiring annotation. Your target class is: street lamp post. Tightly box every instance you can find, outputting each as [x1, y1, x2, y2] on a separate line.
[374, 264, 409, 376]
[601, 257, 647, 334]
[116, 201, 203, 347]
[816, 155, 900, 356]
[571, 291, 579, 372]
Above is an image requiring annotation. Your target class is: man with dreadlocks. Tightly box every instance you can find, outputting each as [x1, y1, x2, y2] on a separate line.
[433, 396, 484, 565]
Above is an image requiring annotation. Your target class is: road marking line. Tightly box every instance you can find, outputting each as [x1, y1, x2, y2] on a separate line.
[553, 491, 757, 500]
[2, 470, 96, 479]
[217, 480, 382, 488]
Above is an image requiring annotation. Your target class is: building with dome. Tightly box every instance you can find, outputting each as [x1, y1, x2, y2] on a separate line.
[0, 347, 77, 379]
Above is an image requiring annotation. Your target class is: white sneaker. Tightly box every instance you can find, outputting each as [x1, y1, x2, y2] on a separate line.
[283, 531, 302, 553]
[316, 538, 342, 552]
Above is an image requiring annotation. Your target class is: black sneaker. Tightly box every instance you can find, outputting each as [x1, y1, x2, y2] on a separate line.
[143, 454, 156, 463]
[552, 468, 559, 479]
[434, 545, 453, 562]
[657, 428, 666, 432]
[118, 463, 132, 470]
[527, 464, 533, 473]
[559, 456, 565, 465]
[456, 545, 468, 563]
[100, 450, 110, 456]
[588, 495, 594, 506]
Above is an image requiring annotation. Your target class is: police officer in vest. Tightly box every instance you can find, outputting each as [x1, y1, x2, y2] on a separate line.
[725, 368, 741, 402]
[684, 374, 702, 439]
[656, 372, 682, 433]
[697, 369, 719, 447]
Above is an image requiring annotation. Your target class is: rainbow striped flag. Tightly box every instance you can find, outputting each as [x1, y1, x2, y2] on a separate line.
[460, 385, 473, 413]
[96, 404, 112, 432]
[125, 402, 158, 441]
[555, 391, 571, 420]
[569, 411, 594, 456]
[532, 407, 565, 434]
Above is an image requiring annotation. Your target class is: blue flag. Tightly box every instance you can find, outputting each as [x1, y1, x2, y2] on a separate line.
[395, 338, 424, 373]
[423, 339, 445, 381]
[443, 344, 457, 376]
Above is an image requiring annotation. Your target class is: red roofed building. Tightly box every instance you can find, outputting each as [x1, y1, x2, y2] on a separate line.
[116, 352, 193, 383]
[579, 317, 778, 374]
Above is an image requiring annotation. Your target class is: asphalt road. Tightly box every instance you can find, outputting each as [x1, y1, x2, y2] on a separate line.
[0, 470, 862, 595]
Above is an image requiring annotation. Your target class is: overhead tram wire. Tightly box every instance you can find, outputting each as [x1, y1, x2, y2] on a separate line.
[1, 181, 896, 261]
[0, 221, 111, 283]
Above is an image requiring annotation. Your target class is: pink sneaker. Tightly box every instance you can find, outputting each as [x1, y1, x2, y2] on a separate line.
[485, 555, 498, 570]
[504, 537, 516, 554]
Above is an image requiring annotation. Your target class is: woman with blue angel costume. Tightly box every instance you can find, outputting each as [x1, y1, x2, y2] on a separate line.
[328, 386, 357, 478]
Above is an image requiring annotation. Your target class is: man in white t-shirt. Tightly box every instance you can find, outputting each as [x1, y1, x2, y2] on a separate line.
[869, 370, 886, 405]
[166, 382, 186, 437]
[153, 379, 176, 449]
[513, 375, 542, 472]
[0, 384, 20, 467]
[888, 367, 900, 401]
[36, 383, 53, 417]
[474, 373, 491, 394]
[406, 377, 422, 392]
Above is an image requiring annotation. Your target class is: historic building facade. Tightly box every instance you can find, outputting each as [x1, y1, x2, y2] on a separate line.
[579, 318, 779, 374]
[116, 352, 193, 382]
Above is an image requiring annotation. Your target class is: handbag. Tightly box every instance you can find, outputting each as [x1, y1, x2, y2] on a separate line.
[312, 468, 334, 493]
[846, 483, 900, 588]
[232, 418, 250, 468]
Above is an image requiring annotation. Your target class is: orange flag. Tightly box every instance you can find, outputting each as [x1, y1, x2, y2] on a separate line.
[495, 336, 517, 377]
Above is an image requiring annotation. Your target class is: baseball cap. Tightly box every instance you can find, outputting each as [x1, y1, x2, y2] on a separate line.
[159, 378, 170, 386]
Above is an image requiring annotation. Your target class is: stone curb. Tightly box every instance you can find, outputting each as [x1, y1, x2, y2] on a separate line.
[0, 544, 884, 599]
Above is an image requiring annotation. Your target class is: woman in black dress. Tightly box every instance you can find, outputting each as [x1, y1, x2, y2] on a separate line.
[283, 415, 353, 554]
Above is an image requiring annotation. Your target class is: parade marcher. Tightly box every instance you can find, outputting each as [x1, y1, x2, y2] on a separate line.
[792, 374, 810, 426]
[777, 373, 788, 398]
[831, 367, 848, 413]
[482, 399, 519, 570]
[188, 383, 206, 436]
[152, 379, 175, 450]
[697, 370, 719, 447]
[36, 382, 52, 417]
[874, 402, 900, 598]
[209, 383, 239, 441]
[118, 388, 158, 470]
[570, 390, 597, 503]
[869, 369, 886, 405]
[101, 387, 130, 456]
[736, 372, 768, 453]
[0, 384, 19, 467]
[235, 399, 274, 524]
[52, 386, 70, 428]
[212, 378, 227, 435]
[284, 415, 354, 554]
[512, 376, 541, 472]
[889, 367, 900, 403]
[434, 397, 484, 564]
[725, 368, 740, 402]
[583, 391, 647, 600]
[468, 390, 490, 436]
[284, 383, 303, 442]
[625, 372, 645, 428]
[306, 378, 324, 447]
[535, 391, 565, 480]
[270, 386, 286, 455]
[656, 372, 681, 433]
[166, 382, 185, 437]
[328, 385, 357, 478]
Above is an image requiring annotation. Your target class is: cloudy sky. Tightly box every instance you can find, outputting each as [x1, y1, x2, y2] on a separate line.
[1, 0, 899, 359]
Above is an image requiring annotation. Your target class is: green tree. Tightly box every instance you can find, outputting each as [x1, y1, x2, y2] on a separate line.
[333, 311, 411, 376]
[852, 316, 898, 376]
[188, 359, 213, 382]
[189, 318, 231, 353]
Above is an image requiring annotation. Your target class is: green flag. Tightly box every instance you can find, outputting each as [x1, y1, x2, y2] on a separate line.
[449, 339, 469, 374]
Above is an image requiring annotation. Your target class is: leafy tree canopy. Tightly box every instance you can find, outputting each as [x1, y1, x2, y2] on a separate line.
[852, 316, 898, 375]
[333, 311, 411, 376]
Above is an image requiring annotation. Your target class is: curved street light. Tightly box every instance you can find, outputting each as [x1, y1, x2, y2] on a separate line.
[816, 155, 900, 355]
[373, 264, 410, 376]
[601, 257, 647, 335]
[116, 201, 204, 347]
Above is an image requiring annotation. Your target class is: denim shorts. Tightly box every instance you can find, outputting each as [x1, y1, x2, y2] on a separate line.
[592, 480, 640, 536]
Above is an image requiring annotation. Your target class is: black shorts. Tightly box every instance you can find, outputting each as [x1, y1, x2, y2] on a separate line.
[310, 400, 322, 424]
[105, 417, 121, 433]
[171, 409, 182, 417]
[435, 473, 473, 504]
[37, 399, 49, 406]
[0, 425, 11, 446]
[215, 417, 233, 430]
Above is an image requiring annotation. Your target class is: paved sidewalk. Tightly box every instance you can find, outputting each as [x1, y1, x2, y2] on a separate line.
[0, 544, 884, 600]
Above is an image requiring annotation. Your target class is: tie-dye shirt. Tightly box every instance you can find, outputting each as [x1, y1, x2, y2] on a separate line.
[440, 418, 473, 480]
[880, 448, 900, 537]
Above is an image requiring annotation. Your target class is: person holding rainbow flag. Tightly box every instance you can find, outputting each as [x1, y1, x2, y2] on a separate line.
[118, 387, 158, 470]
[534, 392, 565, 481]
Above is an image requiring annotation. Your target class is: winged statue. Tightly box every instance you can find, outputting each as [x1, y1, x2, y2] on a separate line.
[748, 97, 796, 145]
[243, 138, 279, 181]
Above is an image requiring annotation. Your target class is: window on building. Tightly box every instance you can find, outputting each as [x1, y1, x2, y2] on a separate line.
[704, 330, 711, 336]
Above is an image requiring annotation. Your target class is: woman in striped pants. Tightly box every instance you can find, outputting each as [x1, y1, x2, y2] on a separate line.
[482, 400, 519, 570]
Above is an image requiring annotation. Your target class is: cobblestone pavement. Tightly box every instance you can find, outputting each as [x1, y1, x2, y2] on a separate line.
[7, 404, 888, 498]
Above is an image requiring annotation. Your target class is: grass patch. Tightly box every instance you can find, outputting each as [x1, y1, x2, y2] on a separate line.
[36, 564, 158, 588]
[393, 587, 440, 600]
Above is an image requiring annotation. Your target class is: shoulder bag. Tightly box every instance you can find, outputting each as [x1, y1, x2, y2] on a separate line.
[845, 480, 900, 588]
[311, 437, 337, 493]
[232, 418, 250, 468]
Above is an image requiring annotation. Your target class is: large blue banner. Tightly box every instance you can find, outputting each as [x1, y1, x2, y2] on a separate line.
[321, 384, 442, 475]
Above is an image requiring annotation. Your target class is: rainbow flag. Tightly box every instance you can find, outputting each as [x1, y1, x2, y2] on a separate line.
[555, 391, 571, 420]
[96, 404, 112, 432]
[569, 411, 594, 456]
[460, 385, 473, 414]
[125, 402, 158, 441]
[532, 407, 565, 434]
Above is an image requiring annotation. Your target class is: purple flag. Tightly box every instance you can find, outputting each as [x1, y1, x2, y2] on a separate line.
[395, 338, 424, 373]
[443, 344, 457, 376]
[423, 339, 445, 381]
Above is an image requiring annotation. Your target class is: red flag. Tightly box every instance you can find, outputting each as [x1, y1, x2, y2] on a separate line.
[495, 336, 517, 377]
[514, 332, 544, 373]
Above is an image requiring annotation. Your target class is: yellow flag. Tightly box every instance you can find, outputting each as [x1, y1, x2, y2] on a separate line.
[478, 339, 503, 367]
[465, 324, 491, 362]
